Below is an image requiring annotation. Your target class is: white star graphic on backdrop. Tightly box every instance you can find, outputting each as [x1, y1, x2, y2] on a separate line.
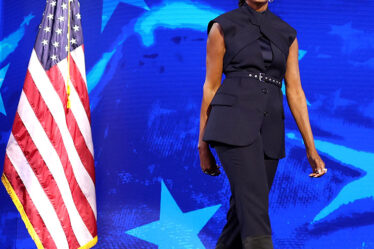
[50, 1, 57, 7]
[55, 28, 62, 35]
[51, 55, 58, 61]
[41, 40, 48, 46]
[47, 14, 53, 20]
[70, 38, 77, 44]
[76, 13, 81, 20]
[44, 26, 51, 32]
[61, 3, 67, 10]
[58, 16, 65, 22]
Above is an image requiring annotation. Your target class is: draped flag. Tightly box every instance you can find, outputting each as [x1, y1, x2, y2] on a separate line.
[1, 0, 97, 248]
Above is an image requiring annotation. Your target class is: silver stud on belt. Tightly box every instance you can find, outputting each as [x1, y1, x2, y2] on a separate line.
[248, 72, 282, 87]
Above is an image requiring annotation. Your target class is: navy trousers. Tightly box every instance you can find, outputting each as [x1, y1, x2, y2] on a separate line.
[213, 132, 279, 249]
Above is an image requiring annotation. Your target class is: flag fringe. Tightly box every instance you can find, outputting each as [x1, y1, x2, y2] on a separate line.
[79, 236, 98, 249]
[1, 174, 99, 249]
[1, 174, 44, 249]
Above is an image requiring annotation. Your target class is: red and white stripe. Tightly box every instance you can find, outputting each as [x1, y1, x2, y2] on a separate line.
[3, 45, 97, 249]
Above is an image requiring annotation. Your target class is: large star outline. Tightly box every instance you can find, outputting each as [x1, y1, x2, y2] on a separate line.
[126, 180, 221, 249]
[0, 64, 10, 115]
[0, 14, 34, 116]
[286, 132, 374, 223]
[101, 0, 150, 32]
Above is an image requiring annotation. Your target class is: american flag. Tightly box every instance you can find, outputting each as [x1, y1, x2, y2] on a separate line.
[1, 1, 97, 249]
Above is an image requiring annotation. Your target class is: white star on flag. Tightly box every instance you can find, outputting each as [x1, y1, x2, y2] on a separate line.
[52, 41, 59, 48]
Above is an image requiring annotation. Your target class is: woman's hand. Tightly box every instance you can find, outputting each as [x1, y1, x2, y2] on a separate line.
[284, 38, 327, 178]
[306, 149, 327, 177]
[198, 141, 221, 176]
[197, 22, 225, 177]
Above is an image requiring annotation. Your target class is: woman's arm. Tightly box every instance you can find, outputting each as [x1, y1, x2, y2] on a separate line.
[284, 38, 327, 177]
[197, 22, 225, 175]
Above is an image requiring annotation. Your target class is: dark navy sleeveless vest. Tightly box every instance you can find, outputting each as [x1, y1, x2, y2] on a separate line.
[207, 2, 297, 80]
[203, 3, 297, 159]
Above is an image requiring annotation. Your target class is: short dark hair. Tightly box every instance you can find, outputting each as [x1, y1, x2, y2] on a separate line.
[238, 0, 246, 6]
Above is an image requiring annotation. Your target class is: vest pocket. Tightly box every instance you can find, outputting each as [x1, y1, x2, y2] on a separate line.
[210, 93, 237, 106]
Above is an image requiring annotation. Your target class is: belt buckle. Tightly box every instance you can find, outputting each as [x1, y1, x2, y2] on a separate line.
[258, 72, 265, 82]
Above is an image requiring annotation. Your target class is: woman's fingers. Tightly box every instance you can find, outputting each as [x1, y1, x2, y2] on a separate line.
[312, 168, 327, 177]
[203, 164, 221, 176]
[199, 147, 221, 176]
[313, 158, 327, 177]
[309, 167, 327, 177]
[307, 152, 328, 178]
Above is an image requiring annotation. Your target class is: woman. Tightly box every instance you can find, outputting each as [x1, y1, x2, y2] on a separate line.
[198, 0, 327, 248]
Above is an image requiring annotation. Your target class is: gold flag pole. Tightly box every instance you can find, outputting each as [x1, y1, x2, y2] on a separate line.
[66, 0, 71, 109]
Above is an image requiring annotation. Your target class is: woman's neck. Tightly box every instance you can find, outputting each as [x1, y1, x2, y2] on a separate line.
[245, 1, 269, 13]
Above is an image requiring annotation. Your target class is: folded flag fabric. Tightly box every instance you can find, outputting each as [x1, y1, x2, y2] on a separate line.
[1, 0, 98, 248]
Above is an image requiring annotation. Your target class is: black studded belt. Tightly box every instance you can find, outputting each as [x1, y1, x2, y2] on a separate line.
[225, 71, 283, 88]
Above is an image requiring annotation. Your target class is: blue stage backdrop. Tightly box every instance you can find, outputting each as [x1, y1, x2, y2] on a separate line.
[1, 0, 374, 248]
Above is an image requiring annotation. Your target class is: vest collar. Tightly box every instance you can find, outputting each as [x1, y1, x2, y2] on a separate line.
[239, 2, 289, 55]
[241, 2, 269, 26]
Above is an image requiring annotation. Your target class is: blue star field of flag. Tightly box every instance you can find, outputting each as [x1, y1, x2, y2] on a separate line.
[0, 0, 374, 248]
[36, 0, 83, 69]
